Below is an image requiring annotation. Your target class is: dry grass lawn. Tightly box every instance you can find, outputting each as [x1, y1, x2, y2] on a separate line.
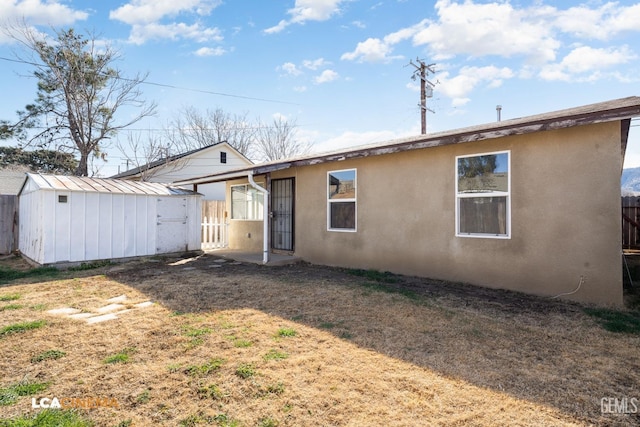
[0, 252, 639, 426]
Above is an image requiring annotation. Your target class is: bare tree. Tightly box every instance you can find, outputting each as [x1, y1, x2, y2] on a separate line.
[165, 106, 255, 156]
[5, 25, 156, 176]
[115, 132, 179, 181]
[253, 116, 310, 162]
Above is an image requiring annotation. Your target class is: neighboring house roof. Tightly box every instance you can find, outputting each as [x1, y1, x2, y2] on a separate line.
[0, 166, 30, 195]
[18, 173, 200, 196]
[110, 141, 252, 179]
[174, 96, 640, 186]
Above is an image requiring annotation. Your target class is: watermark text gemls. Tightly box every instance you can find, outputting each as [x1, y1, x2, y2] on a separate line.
[601, 397, 638, 414]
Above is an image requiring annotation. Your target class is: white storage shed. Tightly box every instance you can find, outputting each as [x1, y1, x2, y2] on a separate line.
[18, 173, 202, 266]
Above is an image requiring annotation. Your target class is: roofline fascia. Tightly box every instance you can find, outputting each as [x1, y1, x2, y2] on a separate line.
[174, 98, 640, 186]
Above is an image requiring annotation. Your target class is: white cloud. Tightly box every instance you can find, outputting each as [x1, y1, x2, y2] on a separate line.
[109, 0, 221, 25]
[127, 22, 222, 45]
[413, 0, 558, 64]
[264, 0, 345, 34]
[341, 0, 640, 104]
[341, 37, 394, 63]
[264, 20, 288, 35]
[314, 69, 339, 84]
[562, 45, 634, 73]
[280, 62, 302, 76]
[109, 0, 222, 44]
[0, 0, 88, 29]
[341, 20, 427, 63]
[437, 66, 514, 104]
[194, 46, 225, 57]
[554, 3, 640, 40]
[303, 58, 329, 70]
[540, 45, 637, 81]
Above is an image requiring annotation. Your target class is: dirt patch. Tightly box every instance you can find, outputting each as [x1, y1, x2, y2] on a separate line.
[1, 253, 639, 426]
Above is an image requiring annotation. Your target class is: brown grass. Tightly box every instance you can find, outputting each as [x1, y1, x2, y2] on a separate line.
[0, 253, 639, 426]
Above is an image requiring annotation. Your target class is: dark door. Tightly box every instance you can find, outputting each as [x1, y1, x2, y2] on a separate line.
[271, 178, 294, 251]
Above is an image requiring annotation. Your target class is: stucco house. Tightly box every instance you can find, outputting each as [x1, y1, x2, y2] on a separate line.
[175, 97, 640, 306]
[111, 141, 252, 200]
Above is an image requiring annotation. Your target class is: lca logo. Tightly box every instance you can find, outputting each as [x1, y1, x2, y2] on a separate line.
[32, 397, 119, 409]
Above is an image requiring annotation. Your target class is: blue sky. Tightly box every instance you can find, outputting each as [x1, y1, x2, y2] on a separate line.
[0, 0, 639, 177]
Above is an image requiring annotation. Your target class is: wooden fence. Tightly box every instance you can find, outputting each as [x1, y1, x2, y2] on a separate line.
[0, 195, 18, 255]
[201, 200, 228, 250]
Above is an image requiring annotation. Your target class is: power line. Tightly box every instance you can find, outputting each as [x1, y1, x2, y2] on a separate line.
[0, 56, 299, 106]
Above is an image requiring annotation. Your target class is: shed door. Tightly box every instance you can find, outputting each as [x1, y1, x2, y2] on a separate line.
[271, 178, 294, 252]
[157, 197, 188, 254]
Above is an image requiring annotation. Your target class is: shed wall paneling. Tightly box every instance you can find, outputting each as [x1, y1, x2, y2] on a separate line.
[69, 191, 87, 262]
[123, 195, 136, 257]
[111, 194, 125, 259]
[147, 197, 158, 255]
[134, 195, 147, 256]
[84, 192, 100, 261]
[98, 194, 113, 260]
[41, 191, 53, 264]
[34, 191, 45, 263]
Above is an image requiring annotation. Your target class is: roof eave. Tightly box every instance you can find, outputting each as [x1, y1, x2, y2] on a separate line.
[174, 96, 640, 186]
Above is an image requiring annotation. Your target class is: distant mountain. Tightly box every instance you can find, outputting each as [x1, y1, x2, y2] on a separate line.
[622, 167, 640, 194]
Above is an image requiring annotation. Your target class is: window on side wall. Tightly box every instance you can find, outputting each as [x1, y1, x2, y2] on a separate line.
[231, 184, 264, 220]
[327, 169, 356, 231]
[456, 151, 510, 238]
[220, 152, 227, 163]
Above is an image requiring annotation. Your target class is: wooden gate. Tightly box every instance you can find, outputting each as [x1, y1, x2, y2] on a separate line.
[201, 200, 228, 250]
[0, 195, 18, 254]
[622, 196, 640, 249]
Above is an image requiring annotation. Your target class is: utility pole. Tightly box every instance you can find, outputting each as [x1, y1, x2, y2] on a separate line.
[408, 59, 436, 134]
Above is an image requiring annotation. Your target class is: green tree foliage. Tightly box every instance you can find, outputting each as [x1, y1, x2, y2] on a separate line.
[6, 26, 156, 176]
[0, 147, 77, 174]
[457, 154, 497, 179]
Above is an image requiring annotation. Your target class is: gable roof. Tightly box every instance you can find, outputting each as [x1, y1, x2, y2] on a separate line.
[110, 141, 252, 179]
[0, 166, 30, 195]
[174, 96, 640, 186]
[19, 173, 199, 196]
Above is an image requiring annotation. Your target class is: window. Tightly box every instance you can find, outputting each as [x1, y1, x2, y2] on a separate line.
[456, 151, 510, 238]
[58, 195, 68, 203]
[231, 184, 264, 220]
[328, 169, 356, 231]
[220, 152, 227, 164]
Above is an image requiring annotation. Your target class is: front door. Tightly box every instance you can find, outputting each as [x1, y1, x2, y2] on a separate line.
[271, 178, 294, 251]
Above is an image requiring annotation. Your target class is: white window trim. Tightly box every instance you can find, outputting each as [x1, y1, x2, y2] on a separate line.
[231, 183, 264, 221]
[455, 150, 511, 239]
[327, 168, 357, 232]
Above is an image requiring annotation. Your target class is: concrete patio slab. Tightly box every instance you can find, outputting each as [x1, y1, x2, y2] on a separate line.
[209, 249, 302, 266]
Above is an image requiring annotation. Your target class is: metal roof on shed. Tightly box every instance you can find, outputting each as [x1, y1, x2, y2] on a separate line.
[19, 173, 200, 196]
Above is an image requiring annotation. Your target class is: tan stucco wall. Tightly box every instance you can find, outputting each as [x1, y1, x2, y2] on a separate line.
[229, 122, 624, 306]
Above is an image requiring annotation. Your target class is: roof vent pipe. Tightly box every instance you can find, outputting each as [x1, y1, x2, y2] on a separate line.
[496, 105, 502, 122]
